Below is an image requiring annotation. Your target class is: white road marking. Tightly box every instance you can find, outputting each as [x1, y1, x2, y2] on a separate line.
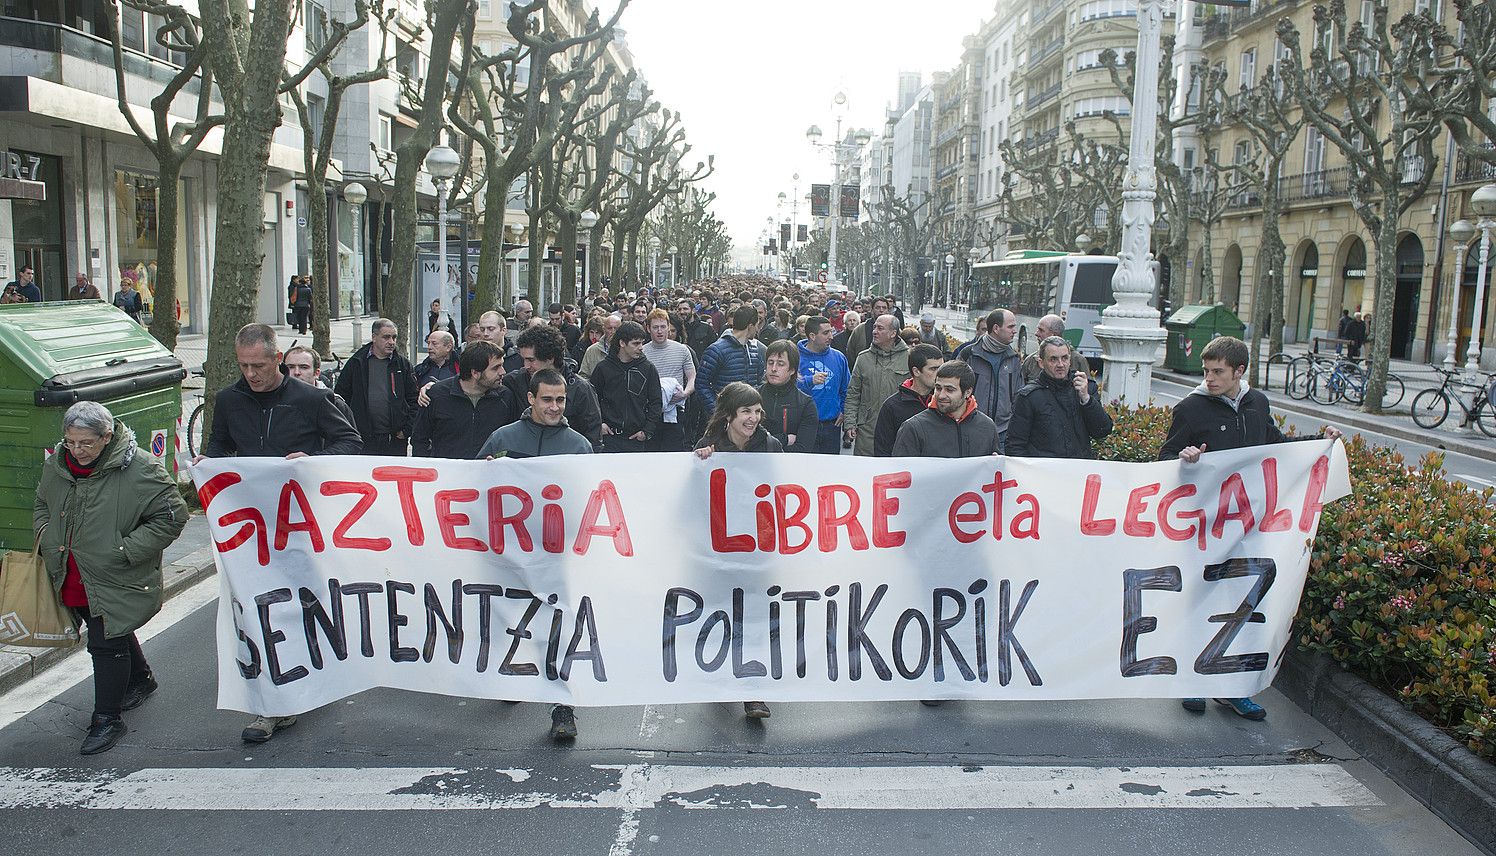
[1453, 473, 1495, 488]
[0, 764, 1381, 811]
[0, 576, 220, 731]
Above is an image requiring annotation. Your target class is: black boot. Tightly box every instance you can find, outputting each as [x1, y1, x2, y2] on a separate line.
[121, 674, 158, 712]
[80, 714, 128, 755]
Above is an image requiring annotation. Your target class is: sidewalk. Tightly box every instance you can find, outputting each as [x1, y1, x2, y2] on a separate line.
[0, 513, 216, 695]
[1156, 339, 1495, 463]
[175, 315, 377, 378]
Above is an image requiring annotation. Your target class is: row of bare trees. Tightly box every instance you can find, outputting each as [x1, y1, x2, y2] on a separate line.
[105, 0, 724, 424]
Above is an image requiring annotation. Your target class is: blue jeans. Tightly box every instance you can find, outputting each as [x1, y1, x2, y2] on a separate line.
[813, 420, 842, 454]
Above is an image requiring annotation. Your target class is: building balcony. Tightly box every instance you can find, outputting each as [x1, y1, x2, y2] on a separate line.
[1278, 167, 1350, 204]
[1228, 0, 1301, 32]
[1201, 16, 1231, 44]
[1027, 81, 1062, 110]
[0, 15, 212, 106]
[935, 123, 965, 148]
[935, 162, 962, 181]
[1033, 0, 1066, 26]
[1030, 35, 1064, 66]
[1021, 126, 1061, 151]
[1456, 145, 1496, 185]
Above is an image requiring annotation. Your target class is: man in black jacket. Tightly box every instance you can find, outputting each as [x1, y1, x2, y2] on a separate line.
[1161, 336, 1341, 722]
[194, 323, 361, 745]
[410, 341, 514, 458]
[502, 324, 603, 451]
[590, 321, 662, 452]
[758, 340, 818, 452]
[874, 343, 943, 456]
[1007, 336, 1113, 459]
[673, 298, 716, 360]
[892, 360, 1000, 459]
[199, 324, 362, 461]
[334, 319, 420, 457]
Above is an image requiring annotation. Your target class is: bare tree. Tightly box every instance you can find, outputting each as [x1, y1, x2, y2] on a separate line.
[196, 0, 362, 413]
[290, 1, 390, 358]
[1278, 1, 1456, 412]
[382, 0, 472, 340]
[998, 139, 1094, 253]
[606, 111, 713, 289]
[105, 0, 223, 351]
[868, 186, 943, 309]
[1220, 62, 1305, 385]
[1433, 0, 1496, 165]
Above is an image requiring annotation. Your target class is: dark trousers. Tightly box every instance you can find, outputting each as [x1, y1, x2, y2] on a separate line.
[653, 422, 685, 452]
[601, 434, 651, 453]
[291, 305, 310, 334]
[75, 609, 149, 718]
[362, 434, 409, 457]
[813, 420, 843, 455]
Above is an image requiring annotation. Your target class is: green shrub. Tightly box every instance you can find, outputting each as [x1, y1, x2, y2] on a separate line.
[1102, 403, 1496, 758]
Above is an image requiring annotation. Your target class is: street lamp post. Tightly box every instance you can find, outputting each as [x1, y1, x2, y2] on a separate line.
[806, 95, 871, 291]
[668, 245, 679, 290]
[425, 144, 461, 354]
[1091, 0, 1168, 403]
[579, 209, 599, 297]
[650, 239, 659, 291]
[944, 253, 955, 308]
[1446, 219, 1476, 372]
[1466, 183, 1496, 380]
[342, 181, 368, 349]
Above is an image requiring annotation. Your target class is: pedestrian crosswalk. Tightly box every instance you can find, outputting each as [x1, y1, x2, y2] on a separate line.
[0, 763, 1380, 811]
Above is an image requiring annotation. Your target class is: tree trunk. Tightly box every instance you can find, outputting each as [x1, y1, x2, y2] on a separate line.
[1199, 225, 1216, 305]
[527, 204, 543, 306]
[199, 0, 294, 425]
[1362, 205, 1399, 414]
[586, 221, 605, 301]
[307, 179, 331, 357]
[369, 200, 383, 316]
[147, 154, 186, 350]
[384, 0, 465, 340]
[471, 177, 510, 318]
[558, 212, 579, 306]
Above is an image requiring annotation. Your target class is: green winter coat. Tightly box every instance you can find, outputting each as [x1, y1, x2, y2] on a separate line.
[33, 422, 188, 638]
[844, 337, 911, 456]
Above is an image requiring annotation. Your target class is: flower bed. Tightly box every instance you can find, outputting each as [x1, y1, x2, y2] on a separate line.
[1100, 402, 1496, 758]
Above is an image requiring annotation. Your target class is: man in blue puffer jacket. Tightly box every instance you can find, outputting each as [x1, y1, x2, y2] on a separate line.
[698, 305, 766, 412]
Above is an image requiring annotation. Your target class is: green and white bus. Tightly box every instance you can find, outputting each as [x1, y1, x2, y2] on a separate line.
[965, 250, 1160, 361]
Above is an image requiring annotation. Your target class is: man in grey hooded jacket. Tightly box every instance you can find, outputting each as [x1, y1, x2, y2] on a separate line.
[961, 308, 1023, 452]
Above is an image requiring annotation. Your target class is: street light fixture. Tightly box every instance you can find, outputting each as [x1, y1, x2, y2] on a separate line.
[341, 181, 368, 343]
[1075, 233, 1093, 254]
[944, 253, 956, 309]
[668, 245, 679, 290]
[805, 92, 865, 292]
[424, 144, 461, 348]
[579, 210, 599, 296]
[1445, 219, 1476, 372]
[1466, 183, 1496, 380]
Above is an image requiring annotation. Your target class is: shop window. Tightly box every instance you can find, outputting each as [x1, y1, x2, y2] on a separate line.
[112, 169, 191, 325]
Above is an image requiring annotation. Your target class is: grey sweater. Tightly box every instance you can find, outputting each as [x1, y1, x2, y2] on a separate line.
[476, 410, 593, 459]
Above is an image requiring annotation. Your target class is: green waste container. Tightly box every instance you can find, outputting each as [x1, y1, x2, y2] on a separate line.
[0, 301, 185, 551]
[1163, 303, 1246, 374]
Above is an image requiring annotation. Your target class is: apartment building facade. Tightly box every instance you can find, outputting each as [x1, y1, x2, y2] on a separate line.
[1175, 0, 1492, 367]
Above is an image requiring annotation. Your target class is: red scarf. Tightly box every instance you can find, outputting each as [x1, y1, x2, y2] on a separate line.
[57, 451, 95, 608]
[928, 394, 978, 423]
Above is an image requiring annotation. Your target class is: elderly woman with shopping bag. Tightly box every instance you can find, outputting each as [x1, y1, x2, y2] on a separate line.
[33, 401, 187, 755]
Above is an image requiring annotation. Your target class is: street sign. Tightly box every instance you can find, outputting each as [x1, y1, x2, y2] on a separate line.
[818, 271, 828, 283]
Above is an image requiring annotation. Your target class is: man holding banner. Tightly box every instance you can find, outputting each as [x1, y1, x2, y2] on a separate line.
[1163, 336, 1342, 721]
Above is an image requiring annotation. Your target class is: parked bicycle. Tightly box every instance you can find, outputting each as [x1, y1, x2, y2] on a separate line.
[1409, 368, 1496, 437]
[1286, 354, 1403, 409]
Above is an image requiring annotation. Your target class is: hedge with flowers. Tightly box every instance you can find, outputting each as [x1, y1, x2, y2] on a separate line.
[1099, 402, 1496, 759]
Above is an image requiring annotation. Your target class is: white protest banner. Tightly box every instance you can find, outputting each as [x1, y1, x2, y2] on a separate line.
[191, 441, 1350, 716]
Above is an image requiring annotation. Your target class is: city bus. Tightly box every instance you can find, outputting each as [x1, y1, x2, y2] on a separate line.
[965, 250, 1160, 362]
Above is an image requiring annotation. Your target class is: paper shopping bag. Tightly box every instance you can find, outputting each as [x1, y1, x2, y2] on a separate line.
[0, 536, 80, 648]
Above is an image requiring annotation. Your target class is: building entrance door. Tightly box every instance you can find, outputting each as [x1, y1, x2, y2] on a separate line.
[12, 244, 64, 299]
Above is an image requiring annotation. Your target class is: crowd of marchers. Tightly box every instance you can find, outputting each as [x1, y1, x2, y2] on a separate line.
[39, 274, 1340, 756]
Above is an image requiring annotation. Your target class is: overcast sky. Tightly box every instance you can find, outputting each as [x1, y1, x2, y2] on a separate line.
[615, 0, 998, 260]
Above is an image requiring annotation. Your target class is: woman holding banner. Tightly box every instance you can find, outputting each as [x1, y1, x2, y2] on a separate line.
[695, 382, 782, 720]
[34, 401, 188, 755]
